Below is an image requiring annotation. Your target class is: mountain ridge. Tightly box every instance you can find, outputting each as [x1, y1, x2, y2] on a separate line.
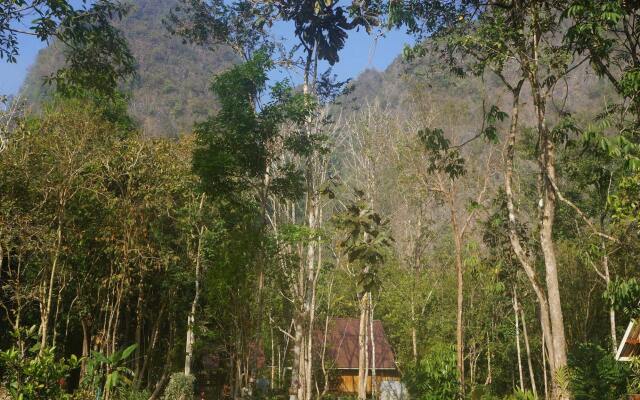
[21, 0, 238, 137]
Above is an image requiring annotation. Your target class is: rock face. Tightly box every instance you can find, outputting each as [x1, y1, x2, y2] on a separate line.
[21, 0, 237, 137]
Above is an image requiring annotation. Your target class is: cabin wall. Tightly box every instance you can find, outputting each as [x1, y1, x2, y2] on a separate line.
[336, 372, 400, 394]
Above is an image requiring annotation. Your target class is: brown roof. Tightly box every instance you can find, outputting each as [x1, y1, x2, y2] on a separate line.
[616, 320, 640, 361]
[315, 318, 397, 370]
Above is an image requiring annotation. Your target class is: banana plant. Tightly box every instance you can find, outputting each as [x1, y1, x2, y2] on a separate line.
[83, 344, 138, 400]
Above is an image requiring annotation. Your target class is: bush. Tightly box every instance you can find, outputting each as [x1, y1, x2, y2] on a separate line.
[403, 344, 460, 400]
[569, 342, 630, 400]
[0, 327, 79, 400]
[162, 373, 195, 400]
[81, 343, 138, 400]
[630, 357, 640, 394]
[503, 390, 536, 400]
[122, 389, 151, 400]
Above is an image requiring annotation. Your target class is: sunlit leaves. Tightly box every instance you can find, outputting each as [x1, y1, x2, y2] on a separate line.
[482, 104, 507, 143]
[0, 1, 135, 97]
[603, 278, 640, 319]
[193, 50, 315, 202]
[418, 127, 465, 180]
[333, 196, 393, 295]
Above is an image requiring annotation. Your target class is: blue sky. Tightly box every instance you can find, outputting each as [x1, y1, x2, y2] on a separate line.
[0, 6, 414, 96]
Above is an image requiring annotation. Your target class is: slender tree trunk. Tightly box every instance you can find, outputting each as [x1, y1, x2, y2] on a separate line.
[111, 282, 124, 356]
[503, 81, 558, 386]
[321, 275, 335, 396]
[485, 332, 492, 385]
[139, 304, 165, 388]
[253, 171, 270, 381]
[185, 194, 205, 376]
[369, 293, 377, 400]
[521, 306, 538, 397]
[514, 288, 525, 392]
[291, 316, 304, 400]
[411, 299, 418, 364]
[602, 243, 617, 352]
[542, 334, 549, 400]
[530, 18, 569, 397]
[449, 200, 465, 395]
[536, 101, 569, 400]
[135, 279, 144, 379]
[51, 280, 65, 348]
[40, 217, 62, 354]
[80, 317, 91, 380]
[358, 293, 369, 400]
[271, 325, 276, 390]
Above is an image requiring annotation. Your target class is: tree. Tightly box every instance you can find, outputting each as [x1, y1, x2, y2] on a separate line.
[408, 2, 596, 397]
[334, 193, 393, 400]
[0, 1, 135, 96]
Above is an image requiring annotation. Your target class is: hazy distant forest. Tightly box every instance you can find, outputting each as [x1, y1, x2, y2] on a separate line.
[1, 1, 640, 400]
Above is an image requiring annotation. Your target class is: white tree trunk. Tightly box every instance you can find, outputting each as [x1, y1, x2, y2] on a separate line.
[185, 195, 205, 376]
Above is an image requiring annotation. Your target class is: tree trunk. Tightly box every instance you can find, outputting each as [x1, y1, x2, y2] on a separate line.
[369, 293, 377, 400]
[139, 304, 165, 388]
[290, 316, 304, 400]
[80, 317, 91, 380]
[514, 288, 525, 392]
[533, 84, 569, 400]
[521, 306, 538, 397]
[504, 81, 560, 395]
[185, 194, 205, 376]
[542, 334, 549, 400]
[358, 293, 369, 400]
[449, 199, 465, 395]
[602, 243, 617, 352]
[411, 299, 418, 364]
[40, 218, 63, 354]
[135, 279, 144, 379]
[148, 373, 169, 400]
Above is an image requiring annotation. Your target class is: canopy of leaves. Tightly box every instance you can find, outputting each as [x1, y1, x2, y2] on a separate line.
[1, 0, 135, 96]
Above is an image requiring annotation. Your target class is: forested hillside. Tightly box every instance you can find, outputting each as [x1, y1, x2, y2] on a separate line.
[1, 1, 640, 400]
[20, 0, 237, 136]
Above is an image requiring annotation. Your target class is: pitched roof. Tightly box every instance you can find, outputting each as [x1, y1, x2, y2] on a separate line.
[316, 318, 397, 370]
[616, 320, 640, 361]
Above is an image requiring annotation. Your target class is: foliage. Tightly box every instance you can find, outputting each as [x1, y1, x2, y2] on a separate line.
[21, 0, 237, 136]
[0, 327, 79, 400]
[5, 1, 640, 400]
[167, 0, 270, 60]
[629, 358, 640, 394]
[403, 344, 460, 400]
[503, 391, 537, 400]
[193, 49, 313, 202]
[162, 373, 195, 400]
[333, 194, 393, 295]
[604, 279, 640, 319]
[569, 343, 630, 400]
[82, 344, 138, 398]
[0, 0, 135, 96]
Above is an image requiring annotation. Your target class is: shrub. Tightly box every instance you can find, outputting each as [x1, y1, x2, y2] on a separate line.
[569, 342, 630, 400]
[81, 343, 138, 400]
[0, 327, 79, 400]
[629, 357, 640, 394]
[122, 389, 151, 400]
[162, 373, 195, 400]
[504, 390, 536, 400]
[403, 344, 460, 400]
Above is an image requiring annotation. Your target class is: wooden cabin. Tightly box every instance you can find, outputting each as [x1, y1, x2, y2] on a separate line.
[317, 318, 401, 396]
[616, 319, 640, 361]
